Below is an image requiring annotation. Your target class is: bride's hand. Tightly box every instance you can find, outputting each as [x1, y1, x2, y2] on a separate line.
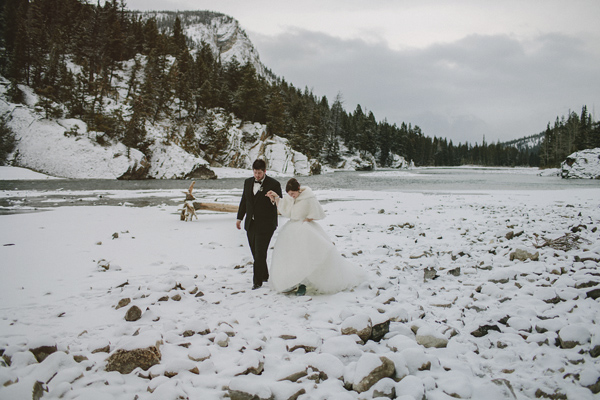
[304, 218, 313, 222]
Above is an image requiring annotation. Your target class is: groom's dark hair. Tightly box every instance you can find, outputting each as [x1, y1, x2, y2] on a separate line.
[252, 159, 267, 171]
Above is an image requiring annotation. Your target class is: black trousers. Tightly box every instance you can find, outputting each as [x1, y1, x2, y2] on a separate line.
[246, 225, 274, 286]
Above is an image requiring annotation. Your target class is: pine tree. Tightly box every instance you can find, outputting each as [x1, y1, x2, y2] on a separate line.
[266, 88, 286, 138]
[202, 113, 228, 163]
[0, 116, 17, 165]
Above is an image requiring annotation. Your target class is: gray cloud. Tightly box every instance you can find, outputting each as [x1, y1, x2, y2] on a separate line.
[252, 29, 600, 144]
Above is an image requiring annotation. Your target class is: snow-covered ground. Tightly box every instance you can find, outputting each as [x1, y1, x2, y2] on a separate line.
[1, 178, 599, 399]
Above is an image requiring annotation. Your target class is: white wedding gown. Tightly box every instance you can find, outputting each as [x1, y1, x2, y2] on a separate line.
[269, 187, 365, 294]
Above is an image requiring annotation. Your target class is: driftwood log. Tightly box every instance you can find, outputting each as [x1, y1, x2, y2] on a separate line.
[180, 181, 238, 221]
[193, 202, 238, 213]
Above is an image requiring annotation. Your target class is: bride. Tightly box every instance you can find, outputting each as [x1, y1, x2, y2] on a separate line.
[266, 178, 365, 295]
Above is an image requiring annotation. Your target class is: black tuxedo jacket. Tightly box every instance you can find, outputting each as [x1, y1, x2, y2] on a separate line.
[237, 175, 282, 233]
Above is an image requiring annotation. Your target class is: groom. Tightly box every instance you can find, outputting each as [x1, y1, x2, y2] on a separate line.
[236, 159, 282, 289]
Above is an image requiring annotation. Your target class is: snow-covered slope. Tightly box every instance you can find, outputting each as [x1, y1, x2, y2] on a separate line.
[0, 77, 314, 179]
[561, 148, 600, 179]
[0, 83, 147, 179]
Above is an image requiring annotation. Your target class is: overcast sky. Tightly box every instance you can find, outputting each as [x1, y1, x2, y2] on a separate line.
[125, 0, 600, 144]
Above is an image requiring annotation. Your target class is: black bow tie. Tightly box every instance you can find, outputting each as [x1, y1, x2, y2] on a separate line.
[254, 180, 263, 184]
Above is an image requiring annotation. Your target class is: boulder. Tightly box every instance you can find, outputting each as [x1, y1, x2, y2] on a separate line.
[228, 376, 273, 400]
[117, 157, 150, 180]
[561, 148, 600, 179]
[29, 344, 57, 363]
[370, 319, 391, 342]
[415, 326, 448, 348]
[558, 324, 591, 349]
[185, 164, 217, 180]
[352, 354, 395, 393]
[471, 324, 501, 337]
[341, 314, 372, 342]
[105, 344, 161, 374]
[115, 298, 131, 310]
[124, 305, 142, 321]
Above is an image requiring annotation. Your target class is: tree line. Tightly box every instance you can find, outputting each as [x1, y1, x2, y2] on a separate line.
[538, 106, 600, 168]
[1, 0, 597, 168]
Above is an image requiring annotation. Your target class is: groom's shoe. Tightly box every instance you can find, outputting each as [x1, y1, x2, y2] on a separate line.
[296, 284, 306, 296]
[252, 283, 262, 290]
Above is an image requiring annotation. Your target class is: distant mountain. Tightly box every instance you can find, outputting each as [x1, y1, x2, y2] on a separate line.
[134, 11, 270, 78]
[501, 132, 544, 151]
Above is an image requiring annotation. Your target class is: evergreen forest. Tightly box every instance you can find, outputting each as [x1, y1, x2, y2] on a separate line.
[1, 0, 599, 168]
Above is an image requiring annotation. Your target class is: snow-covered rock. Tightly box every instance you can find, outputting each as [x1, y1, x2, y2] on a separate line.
[561, 148, 600, 179]
[0, 85, 147, 179]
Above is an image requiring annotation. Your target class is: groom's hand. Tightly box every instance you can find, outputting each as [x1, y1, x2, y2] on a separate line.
[236, 220, 242, 230]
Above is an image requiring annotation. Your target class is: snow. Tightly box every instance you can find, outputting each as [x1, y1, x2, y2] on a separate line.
[1, 176, 600, 399]
[0, 166, 61, 180]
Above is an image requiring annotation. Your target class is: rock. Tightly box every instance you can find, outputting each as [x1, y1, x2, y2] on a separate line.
[279, 369, 308, 382]
[561, 148, 600, 179]
[228, 376, 273, 400]
[188, 346, 211, 362]
[91, 344, 110, 354]
[353, 354, 395, 393]
[370, 319, 391, 342]
[236, 351, 265, 376]
[29, 344, 57, 363]
[587, 288, 600, 300]
[558, 324, 591, 349]
[509, 249, 539, 261]
[215, 332, 229, 347]
[115, 298, 131, 310]
[423, 267, 438, 281]
[447, 267, 461, 276]
[534, 388, 567, 399]
[105, 344, 161, 374]
[586, 376, 600, 394]
[73, 355, 88, 363]
[185, 164, 217, 180]
[372, 377, 396, 398]
[416, 326, 448, 348]
[124, 305, 142, 321]
[32, 381, 47, 400]
[471, 324, 501, 337]
[97, 259, 110, 271]
[395, 375, 425, 399]
[574, 280, 599, 289]
[117, 157, 150, 180]
[341, 314, 372, 342]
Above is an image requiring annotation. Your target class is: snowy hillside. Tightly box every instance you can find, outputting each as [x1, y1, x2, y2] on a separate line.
[0, 76, 325, 179]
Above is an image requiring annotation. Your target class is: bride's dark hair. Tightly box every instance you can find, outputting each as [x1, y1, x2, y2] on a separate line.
[286, 178, 300, 192]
